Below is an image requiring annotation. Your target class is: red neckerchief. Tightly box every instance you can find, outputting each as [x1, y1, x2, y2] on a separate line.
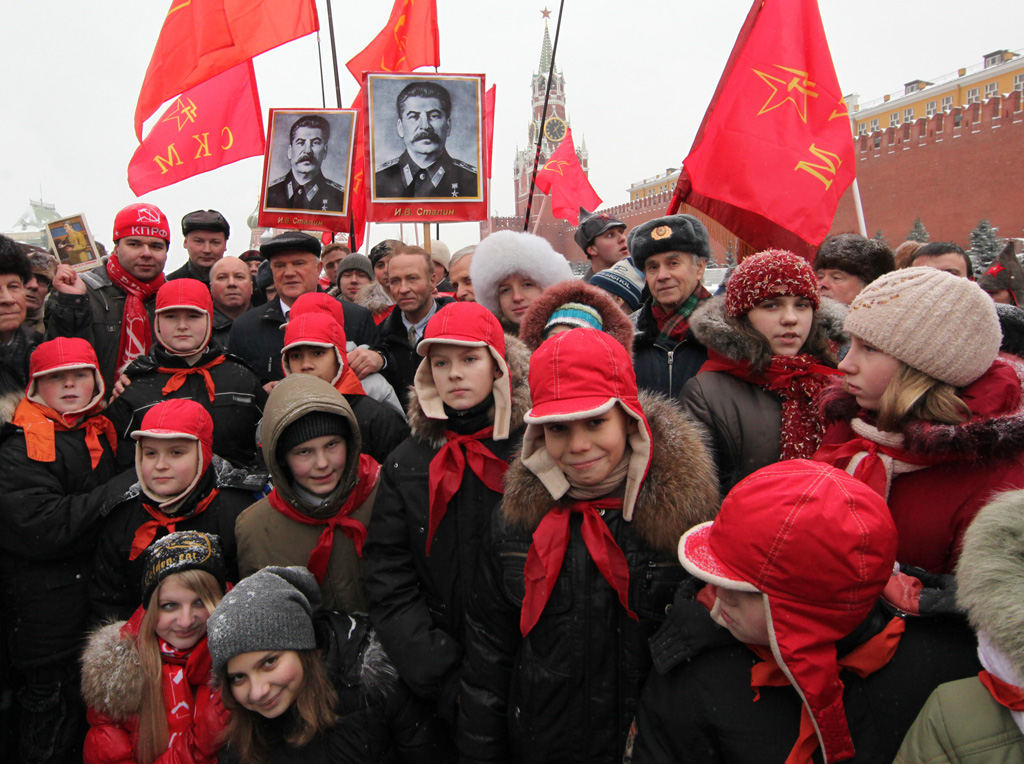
[129, 489, 220, 560]
[334, 365, 367, 396]
[700, 349, 842, 459]
[426, 426, 507, 555]
[266, 454, 381, 581]
[520, 498, 638, 636]
[159, 354, 226, 402]
[748, 616, 906, 764]
[979, 670, 1024, 711]
[159, 637, 213, 743]
[12, 397, 116, 468]
[106, 255, 164, 375]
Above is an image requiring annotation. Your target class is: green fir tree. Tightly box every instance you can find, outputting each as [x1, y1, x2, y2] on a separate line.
[907, 218, 930, 243]
[725, 240, 737, 268]
[873, 230, 887, 245]
[968, 218, 1002, 272]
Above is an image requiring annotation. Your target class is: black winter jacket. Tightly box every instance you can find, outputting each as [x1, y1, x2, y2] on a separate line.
[630, 298, 708, 399]
[348, 393, 411, 465]
[104, 342, 266, 469]
[0, 421, 120, 667]
[373, 297, 455, 412]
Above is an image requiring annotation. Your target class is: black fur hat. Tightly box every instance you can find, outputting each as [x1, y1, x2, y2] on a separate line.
[813, 233, 894, 285]
[628, 214, 710, 271]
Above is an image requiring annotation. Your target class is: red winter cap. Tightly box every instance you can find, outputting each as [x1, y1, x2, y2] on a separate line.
[725, 248, 820, 317]
[281, 312, 348, 385]
[679, 459, 897, 764]
[112, 203, 171, 243]
[132, 399, 214, 507]
[287, 292, 346, 328]
[27, 337, 105, 415]
[155, 278, 213, 355]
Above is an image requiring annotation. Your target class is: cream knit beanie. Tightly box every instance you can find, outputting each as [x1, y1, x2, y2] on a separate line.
[844, 266, 1001, 387]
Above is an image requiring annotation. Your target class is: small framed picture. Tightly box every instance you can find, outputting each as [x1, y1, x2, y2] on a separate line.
[45, 214, 101, 272]
[258, 108, 358, 232]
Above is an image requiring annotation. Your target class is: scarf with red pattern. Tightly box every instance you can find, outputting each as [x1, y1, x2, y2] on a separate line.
[107, 255, 164, 375]
[651, 283, 711, 345]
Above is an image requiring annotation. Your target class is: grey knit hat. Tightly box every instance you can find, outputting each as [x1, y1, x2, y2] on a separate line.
[276, 411, 350, 460]
[844, 267, 1001, 387]
[207, 566, 321, 675]
[336, 253, 374, 282]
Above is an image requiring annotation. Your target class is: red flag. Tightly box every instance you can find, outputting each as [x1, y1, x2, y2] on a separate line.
[135, 0, 318, 140]
[128, 62, 265, 196]
[671, 0, 855, 259]
[484, 85, 497, 180]
[348, 89, 367, 251]
[345, 0, 440, 82]
[534, 129, 601, 226]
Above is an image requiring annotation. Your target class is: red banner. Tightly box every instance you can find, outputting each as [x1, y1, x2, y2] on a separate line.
[345, 0, 440, 82]
[135, 0, 318, 140]
[534, 129, 601, 226]
[485, 85, 497, 180]
[671, 0, 855, 260]
[128, 62, 264, 196]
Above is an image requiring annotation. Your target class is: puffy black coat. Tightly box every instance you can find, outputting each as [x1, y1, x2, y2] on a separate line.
[89, 457, 265, 622]
[364, 336, 531, 721]
[348, 393, 411, 465]
[630, 298, 708, 399]
[373, 297, 455, 412]
[0, 421, 120, 667]
[227, 295, 378, 383]
[457, 395, 720, 764]
[104, 342, 266, 470]
[631, 597, 982, 764]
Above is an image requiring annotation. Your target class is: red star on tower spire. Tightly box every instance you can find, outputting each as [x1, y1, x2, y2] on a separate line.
[541, 8, 551, 19]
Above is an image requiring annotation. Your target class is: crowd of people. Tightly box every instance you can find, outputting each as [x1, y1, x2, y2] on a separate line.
[2, 200, 1024, 764]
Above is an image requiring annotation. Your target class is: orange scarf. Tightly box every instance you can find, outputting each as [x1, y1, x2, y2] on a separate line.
[334, 365, 366, 397]
[129, 489, 220, 560]
[12, 397, 116, 469]
[159, 354, 226, 402]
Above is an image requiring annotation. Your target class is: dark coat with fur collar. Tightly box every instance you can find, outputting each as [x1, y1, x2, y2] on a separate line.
[457, 393, 719, 764]
[630, 297, 709, 399]
[683, 296, 845, 494]
[363, 335, 531, 722]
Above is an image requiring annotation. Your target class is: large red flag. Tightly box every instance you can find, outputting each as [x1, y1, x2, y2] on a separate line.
[484, 85, 497, 179]
[345, 0, 440, 82]
[348, 89, 367, 251]
[670, 0, 854, 260]
[135, 0, 318, 140]
[534, 129, 601, 226]
[128, 62, 264, 196]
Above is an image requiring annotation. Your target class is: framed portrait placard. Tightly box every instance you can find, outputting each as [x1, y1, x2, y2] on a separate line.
[365, 72, 487, 223]
[257, 108, 358, 232]
[45, 214, 102, 272]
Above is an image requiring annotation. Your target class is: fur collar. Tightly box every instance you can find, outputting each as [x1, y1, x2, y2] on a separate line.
[80, 621, 145, 721]
[501, 392, 720, 554]
[406, 333, 532, 448]
[689, 295, 847, 363]
[355, 281, 394, 315]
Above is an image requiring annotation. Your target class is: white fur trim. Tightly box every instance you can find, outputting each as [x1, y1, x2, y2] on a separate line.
[470, 230, 574, 315]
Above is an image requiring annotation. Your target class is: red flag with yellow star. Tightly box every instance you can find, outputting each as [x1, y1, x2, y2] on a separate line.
[534, 129, 601, 226]
[128, 62, 265, 196]
[670, 0, 854, 259]
[345, 0, 439, 82]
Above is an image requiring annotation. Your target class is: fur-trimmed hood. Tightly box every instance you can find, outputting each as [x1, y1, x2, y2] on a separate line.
[689, 294, 846, 363]
[80, 620, 146, 721]
[355, 281, 394, 316]
[501, 392, 720, 554]
[405, 333, 532, 448]
[518, 279, 635, 355]
[820, 355, 1024, 463]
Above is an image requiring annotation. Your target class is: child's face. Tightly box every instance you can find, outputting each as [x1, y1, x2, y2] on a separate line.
[157, 309, 208, 354]
[429, 344, 500, 411]
[139, 437, 199, 498]
[746, 294, 814, 356]
[542, 405, 637, 487]
[155, 575, 210, 651]
[227, 649, 305, 719]
[838, 335, 901, 411]
[709, 585, 770, 646]
[285, 345, 340, 383]
[36, 369, 95, 414]
[285, 434, 347, 496]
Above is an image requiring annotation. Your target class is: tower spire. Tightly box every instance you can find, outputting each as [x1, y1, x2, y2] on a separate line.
[538, 21, 553, 75]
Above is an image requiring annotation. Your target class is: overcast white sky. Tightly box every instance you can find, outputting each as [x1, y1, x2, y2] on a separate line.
[3, 1, 1022, 271]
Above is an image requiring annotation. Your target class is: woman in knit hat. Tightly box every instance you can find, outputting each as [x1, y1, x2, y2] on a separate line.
[518, 278, 635, 354]
[631, 460, 980, 764]
[81, 531, 229, 764]
[682, 249, 845, 493]
[207, 565, 452, 764]
[457, 328, 719, 763]
[470, 230, 573, 333]
[814, 266, 1024, 574]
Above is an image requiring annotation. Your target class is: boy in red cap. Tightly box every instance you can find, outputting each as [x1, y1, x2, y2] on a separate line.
[104, 278, 266, 470]
[457, 328, 719, 763]
[0, 337, 122, 763]
[90, 398, 258, 622]
[630, 459, 981, 764]
[363, 301, 531, 729]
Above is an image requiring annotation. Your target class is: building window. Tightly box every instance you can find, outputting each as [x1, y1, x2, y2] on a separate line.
[926, 101, 937, 117]
[857, 123, 867, 136]
[942, 95, 954, 111]
[985, 53, 1003, 68]
[869, 118, 879, 132]
[890, 113, 900, 127]
[904, 107, 915, 122]
[966, 87, 980, 104]
[985, 82, 999, 98]
[1016, 74, 1024, 91]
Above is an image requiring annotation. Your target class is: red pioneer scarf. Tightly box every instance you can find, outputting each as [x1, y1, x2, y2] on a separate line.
[107, 255, 164, 375]
[520, 498, 638, 636]
[129, 489, 220, 560]
[159, 354, 226, 402]
[979, 670, 1024, 711]
[334, 365, 366, 397]
[13, 397, 116, 468]
[748, 616, 906, 764]
[266, 454, 381, 581]
[700, 350, 842, 459]
[160, 637, 213, 744]
[426, 426, 507, 555]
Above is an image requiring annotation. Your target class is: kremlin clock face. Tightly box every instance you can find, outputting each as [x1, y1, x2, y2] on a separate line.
[544, 116, 566, 142]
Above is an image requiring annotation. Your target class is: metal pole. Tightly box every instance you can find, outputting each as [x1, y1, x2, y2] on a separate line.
[324, 0, 344, 108]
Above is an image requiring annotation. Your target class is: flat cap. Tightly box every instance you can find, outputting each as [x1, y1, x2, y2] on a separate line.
[260, 231, 322, 260]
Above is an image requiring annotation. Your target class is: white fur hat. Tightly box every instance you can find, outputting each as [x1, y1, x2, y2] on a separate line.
[470, 230, 574, 316]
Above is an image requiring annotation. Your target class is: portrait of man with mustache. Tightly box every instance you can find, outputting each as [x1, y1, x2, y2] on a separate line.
[266, 114, 347, 213]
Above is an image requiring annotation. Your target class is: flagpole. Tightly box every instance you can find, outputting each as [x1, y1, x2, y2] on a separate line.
[532, 196, 549, 234]
[522, 0, 565, 232]
[324, 0, 344, 107]
[846, 114, 868, 237]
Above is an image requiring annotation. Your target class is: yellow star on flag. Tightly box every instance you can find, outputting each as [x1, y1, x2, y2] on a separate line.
[752, 65, 819, 123]
[161, 96, 198, 131]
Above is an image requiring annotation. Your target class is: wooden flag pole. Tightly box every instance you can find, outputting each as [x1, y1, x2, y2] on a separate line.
[423, 223, 432, 254]
[532, 195, 549, 235]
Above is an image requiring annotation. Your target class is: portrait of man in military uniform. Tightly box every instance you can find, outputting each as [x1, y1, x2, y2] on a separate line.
[264, 112, 352, 215]
[371, 78, 481, 201]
